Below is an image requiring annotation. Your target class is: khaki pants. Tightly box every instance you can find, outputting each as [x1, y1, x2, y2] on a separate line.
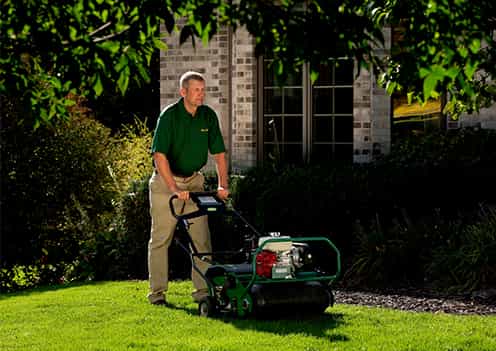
[147, 170, 211, 304]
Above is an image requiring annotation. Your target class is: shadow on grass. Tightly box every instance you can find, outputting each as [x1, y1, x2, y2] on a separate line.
[229, 311, 348, 341]
[166, 301, 348, 341]
[0, 281, 110, 301]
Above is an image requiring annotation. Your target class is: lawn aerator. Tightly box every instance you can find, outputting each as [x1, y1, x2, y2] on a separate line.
[169, 191, 341, 318]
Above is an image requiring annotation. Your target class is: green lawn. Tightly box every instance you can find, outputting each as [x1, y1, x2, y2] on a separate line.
[1, 280, 494, 351]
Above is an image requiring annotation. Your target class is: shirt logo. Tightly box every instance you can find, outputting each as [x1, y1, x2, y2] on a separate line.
[200, 128, 208, 132]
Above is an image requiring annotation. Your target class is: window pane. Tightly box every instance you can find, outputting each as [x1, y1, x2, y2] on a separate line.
[285, 70, 303, 86]
[334, 60, 354, 85]
[264, 88, 282, 114]
[284, 88, 302, 114]
[334, 144, 353, 163]
[334, 116, 353, 142]
[263, 116, 282, 142]
[312, 116, 332, 142]
[264, 60, 302, 86]
[263, 60, 276, 86]
[315, 63, 332, 85]
[311, 144, 333, 163]
[313, 88, 332, 114]
[284, 116, 303, 142]
[283, 144, 303, 165]
[334, 88, 353, 114]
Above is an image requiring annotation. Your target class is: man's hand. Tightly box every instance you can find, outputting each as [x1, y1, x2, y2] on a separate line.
[217, 187, 229, 201]
[175, 190, 190, 200]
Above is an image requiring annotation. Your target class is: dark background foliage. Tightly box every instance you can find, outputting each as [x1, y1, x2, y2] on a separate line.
[1, 102, 495, 294]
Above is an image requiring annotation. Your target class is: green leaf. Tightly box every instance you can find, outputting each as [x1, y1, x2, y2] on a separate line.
[386, 81, 397, 95]
[431, 65, 447, 80]
[275, 60, 283, 76]
[407, 91, 414, 105]
[419, 68, 430, 79]
[63, 98, 76, 107]
[99, 41, 120, 54]
[117, 67, 130, 95]
[115, 55, 129, 72]
[423, 74, 438, 100]
[446, 67, 460, 80]
[469, 38, 481, 54]
[93, 74, 103, 96]
[137, 64, 151, 83]
[464, 61, 479, 80]
[201, 22, 211, 47]
[102, 9, 109, 22]
[153, 38, 167, 51]
[310, 70, 319, 84]
[69, 26, 78, 41]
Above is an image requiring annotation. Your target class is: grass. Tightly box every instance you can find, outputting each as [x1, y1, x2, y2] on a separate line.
[1, 280, 495, 351]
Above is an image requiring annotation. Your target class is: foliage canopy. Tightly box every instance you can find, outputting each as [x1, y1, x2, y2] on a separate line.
[1, 0, 495, 126]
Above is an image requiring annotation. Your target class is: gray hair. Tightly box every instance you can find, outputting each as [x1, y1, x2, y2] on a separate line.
[180, 71, 205, 89]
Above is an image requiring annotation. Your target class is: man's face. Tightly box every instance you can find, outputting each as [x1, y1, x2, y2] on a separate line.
[180, 79, 205, 109]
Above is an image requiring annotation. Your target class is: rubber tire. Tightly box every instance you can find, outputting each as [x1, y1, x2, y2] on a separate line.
[198, 296, 217, 317]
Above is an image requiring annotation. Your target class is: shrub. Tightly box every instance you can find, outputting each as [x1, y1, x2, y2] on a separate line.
[427, 206, 496, 292]
[231, 128, 496, 291]
[344, 214, 421, 288]
[111, 177, 151, 280]
[0, 95, 125, 289]
[109, 118, 153, 197]
[1, 104, 117, 269]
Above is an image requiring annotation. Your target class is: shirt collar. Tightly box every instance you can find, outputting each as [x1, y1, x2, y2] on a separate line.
[178, 97, 202, 118]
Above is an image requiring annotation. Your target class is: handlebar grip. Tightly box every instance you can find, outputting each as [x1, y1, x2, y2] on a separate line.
[169, 194, 180, 219]
[168, 191, 224, 220]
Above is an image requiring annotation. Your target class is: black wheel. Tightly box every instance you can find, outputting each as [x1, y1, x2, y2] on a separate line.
[327, 289, 335, 307]
[198, 296, 217, 317]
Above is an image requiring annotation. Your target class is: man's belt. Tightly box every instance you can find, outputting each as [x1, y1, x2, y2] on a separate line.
[172, 172, 198, 182]
[153, 168, 196, 179]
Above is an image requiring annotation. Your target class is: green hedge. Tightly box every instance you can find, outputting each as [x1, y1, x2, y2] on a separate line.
[2, 115, 495, 293]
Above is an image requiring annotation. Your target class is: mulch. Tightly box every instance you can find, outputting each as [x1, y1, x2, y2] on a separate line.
[334, 288, 496, 315]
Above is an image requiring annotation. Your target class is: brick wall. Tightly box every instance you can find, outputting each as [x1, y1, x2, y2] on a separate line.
[458, 104, 496, 129]
[353, 67, 373, 163]
[230, 27, 257, 172]
[159, 24, 257, 172]
[353, 27, 391, 163]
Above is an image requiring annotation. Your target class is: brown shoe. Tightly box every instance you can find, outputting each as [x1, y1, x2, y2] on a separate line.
[151, 298, 168, 306]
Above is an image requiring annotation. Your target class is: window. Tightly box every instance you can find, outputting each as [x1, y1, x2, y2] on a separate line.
[391, 25, 445, 138]
[259, 58, 354, 164]
[392, 93, 444, 137]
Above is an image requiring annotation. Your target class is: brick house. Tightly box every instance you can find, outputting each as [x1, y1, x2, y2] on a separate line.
[159, 25, 496, 172]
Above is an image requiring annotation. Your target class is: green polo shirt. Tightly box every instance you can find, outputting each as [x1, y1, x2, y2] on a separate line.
[151, 98, 226, 176]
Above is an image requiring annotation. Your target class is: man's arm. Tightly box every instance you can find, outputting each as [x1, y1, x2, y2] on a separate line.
[213, 152, 229, 200]
[153, 152, 189, 200]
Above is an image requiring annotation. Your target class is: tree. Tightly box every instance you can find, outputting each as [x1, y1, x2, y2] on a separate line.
[1, 0, 495, 127]
[1, 0, 181, 127]
[376, 0, 496, 117]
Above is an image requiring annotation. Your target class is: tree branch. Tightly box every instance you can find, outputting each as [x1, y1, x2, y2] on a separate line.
[89, 21, 113, 37]
[92, 27, 130, 43]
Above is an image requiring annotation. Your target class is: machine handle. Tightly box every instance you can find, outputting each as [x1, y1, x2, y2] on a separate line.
[168, 191, 224, 220]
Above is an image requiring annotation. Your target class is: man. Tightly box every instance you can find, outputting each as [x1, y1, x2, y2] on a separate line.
[147, 71, 229, 305]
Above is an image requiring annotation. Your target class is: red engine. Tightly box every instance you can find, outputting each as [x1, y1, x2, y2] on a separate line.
[255, 250, 277, 278]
